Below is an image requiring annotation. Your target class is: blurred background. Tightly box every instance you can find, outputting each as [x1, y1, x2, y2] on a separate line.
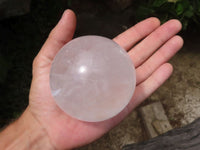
[0, 0, 200, 149]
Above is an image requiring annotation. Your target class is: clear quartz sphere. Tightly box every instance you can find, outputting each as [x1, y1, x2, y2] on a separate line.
[50, 36, 136, 122]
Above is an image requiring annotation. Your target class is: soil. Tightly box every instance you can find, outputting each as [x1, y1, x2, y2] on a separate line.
[154, 35, 200, 127]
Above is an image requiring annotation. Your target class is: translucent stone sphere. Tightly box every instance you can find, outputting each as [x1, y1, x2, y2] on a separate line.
[50, 36, 136, 122]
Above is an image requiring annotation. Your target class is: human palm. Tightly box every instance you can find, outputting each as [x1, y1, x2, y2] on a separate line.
[27, 10, 183, 149]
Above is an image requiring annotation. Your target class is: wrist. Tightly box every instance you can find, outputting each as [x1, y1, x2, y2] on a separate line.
[0, 107, 55, 150]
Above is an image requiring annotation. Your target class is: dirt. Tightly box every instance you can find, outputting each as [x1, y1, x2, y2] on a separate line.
[77, 111, 146, 150]
[151, 35, 200, 127]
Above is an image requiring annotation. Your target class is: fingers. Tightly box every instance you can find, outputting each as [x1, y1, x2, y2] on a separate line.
[136, 35, 183, 85]
[127, 63, 173, 111]
[113, 17, 160, 50]
[129, 19, 182, 67]
[106, 63, 173, 128]
[33, 10, 76, 72]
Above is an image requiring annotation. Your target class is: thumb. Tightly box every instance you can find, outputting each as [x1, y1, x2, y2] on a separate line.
[32, 9, 76, 77]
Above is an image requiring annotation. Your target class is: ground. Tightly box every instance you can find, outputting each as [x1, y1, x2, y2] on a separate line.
[0, 0, 199, 149]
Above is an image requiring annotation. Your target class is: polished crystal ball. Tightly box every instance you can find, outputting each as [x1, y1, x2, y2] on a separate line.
[50, 36, 136, 122]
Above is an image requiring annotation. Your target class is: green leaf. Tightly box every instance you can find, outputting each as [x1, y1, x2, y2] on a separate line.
[181, 0, 190, 8]
[184, 6, 194, 18]
[182, 19, 189, 30]
[153, 0, 167, 7]
[168, 0, 179, 3]
[176, 3, 184, 15]
[135, 0, 200, 31]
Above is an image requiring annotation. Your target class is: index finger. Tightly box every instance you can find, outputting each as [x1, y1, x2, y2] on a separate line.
[113, 17, 160, 51]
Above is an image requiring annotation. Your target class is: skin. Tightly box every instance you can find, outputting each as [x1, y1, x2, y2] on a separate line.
[0, 9, 183, 150]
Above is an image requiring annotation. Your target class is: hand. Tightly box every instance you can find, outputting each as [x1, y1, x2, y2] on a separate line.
[27, 10, 183, 149]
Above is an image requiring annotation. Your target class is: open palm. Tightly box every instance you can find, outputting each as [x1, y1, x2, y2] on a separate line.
[27, 10, 183, 149]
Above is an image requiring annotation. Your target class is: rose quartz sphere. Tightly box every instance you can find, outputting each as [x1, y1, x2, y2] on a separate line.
[50, 36, 136, 122]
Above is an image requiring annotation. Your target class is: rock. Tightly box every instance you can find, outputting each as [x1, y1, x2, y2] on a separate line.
[152, 120, 172, 135]
[139, 102, 172, 138]
[0, 0, 31, 19]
